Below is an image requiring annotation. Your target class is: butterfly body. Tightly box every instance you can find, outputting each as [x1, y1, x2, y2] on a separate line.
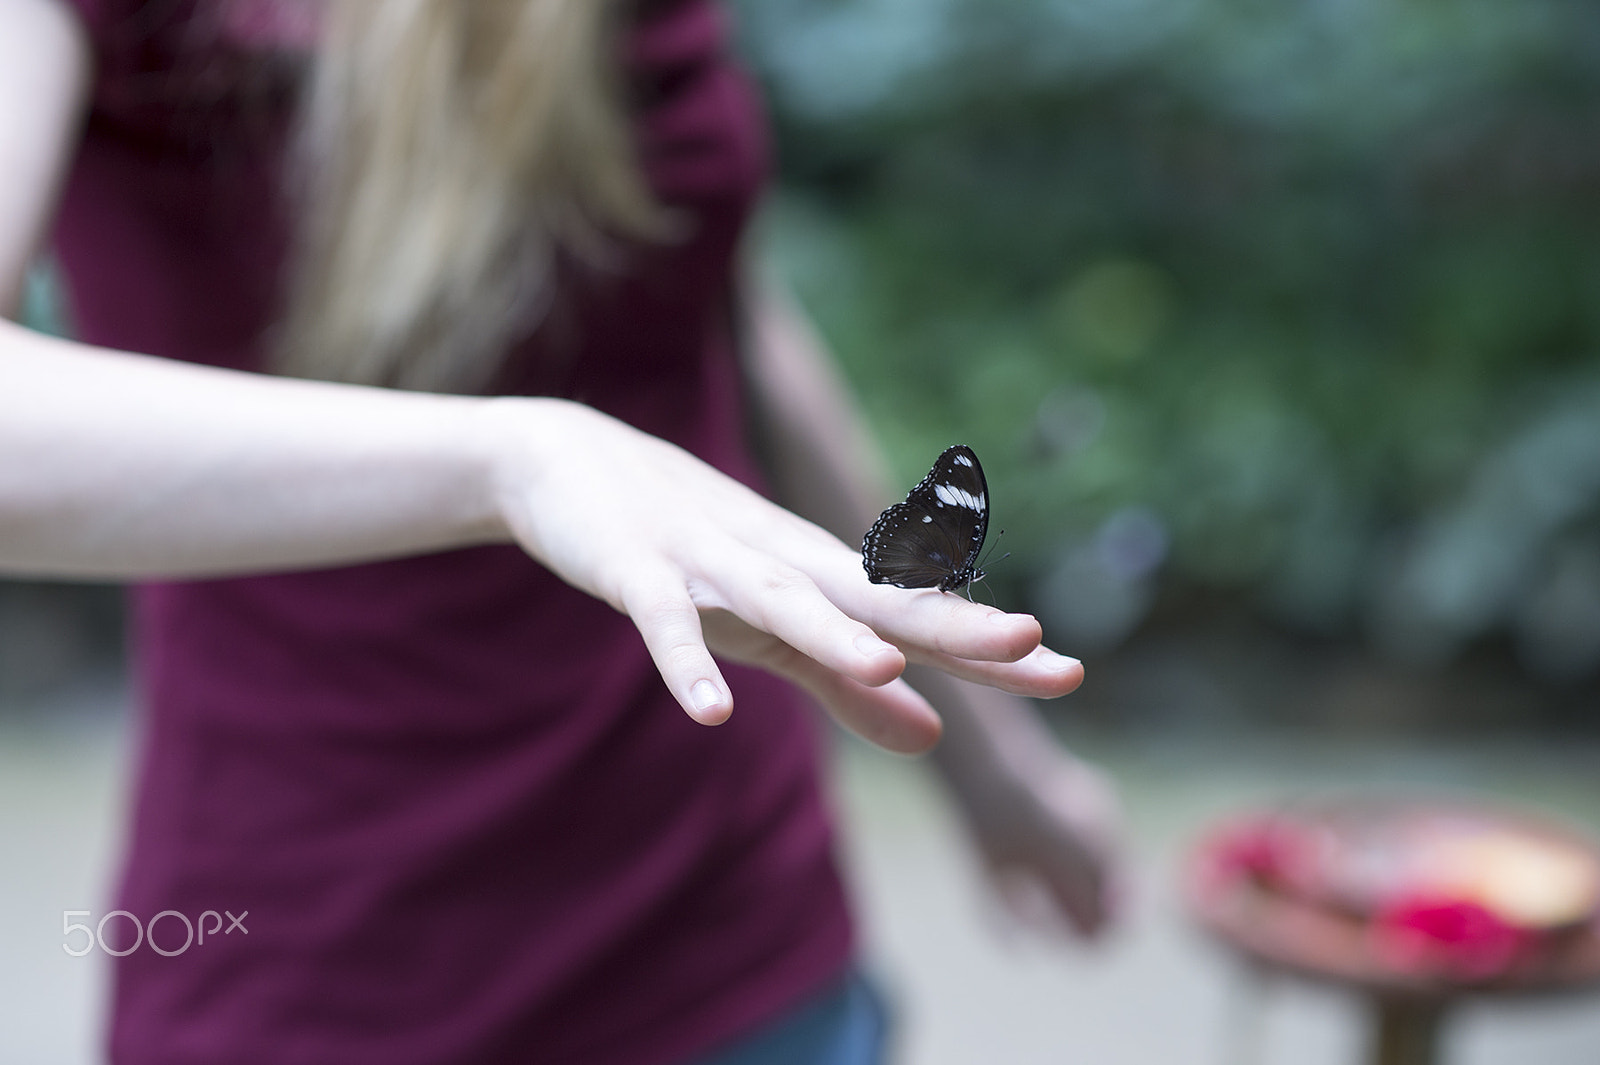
[862, 445, 990, 593]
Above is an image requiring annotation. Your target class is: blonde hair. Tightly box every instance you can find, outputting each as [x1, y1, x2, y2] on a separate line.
[273, 0, 669, 393]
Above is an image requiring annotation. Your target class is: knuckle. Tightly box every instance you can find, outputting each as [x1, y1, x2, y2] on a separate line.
[620, 578, 687, 628]
[758, 565, 816, 601]
[637, 595, 687, 632]
[663, 640, 708, 674]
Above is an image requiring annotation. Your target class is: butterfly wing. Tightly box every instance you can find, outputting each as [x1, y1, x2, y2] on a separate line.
[862, 445, 990, 592]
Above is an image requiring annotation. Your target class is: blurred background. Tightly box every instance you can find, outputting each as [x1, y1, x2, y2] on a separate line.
[5, 0, 1600, 1060]
[741, 0, 1600, 722]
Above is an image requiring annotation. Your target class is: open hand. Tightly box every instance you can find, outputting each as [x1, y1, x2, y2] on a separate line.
[486, 398, 1083, 753]
[967, 751, 1124, 938]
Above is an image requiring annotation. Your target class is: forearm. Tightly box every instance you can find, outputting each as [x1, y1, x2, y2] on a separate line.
[0, 320, 512, 578]
[740, 275, 895, 541]
[908, 663, 1076, 786]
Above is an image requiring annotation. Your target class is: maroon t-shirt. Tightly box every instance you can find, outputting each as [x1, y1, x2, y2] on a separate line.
[51, 2, 855, 1063]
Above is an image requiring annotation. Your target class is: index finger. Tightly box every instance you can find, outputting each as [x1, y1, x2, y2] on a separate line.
[758, 525, 1056, 666]
[853, 584, 1046, 663]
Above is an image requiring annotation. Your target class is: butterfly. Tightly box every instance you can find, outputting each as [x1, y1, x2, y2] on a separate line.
[862, 444, 990, 594]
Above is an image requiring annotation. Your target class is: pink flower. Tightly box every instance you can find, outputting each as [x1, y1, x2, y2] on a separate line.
[1372, 894, 1535, 982]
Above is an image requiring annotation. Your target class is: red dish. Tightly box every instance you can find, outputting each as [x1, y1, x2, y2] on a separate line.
[1186, 799, 1600, 998]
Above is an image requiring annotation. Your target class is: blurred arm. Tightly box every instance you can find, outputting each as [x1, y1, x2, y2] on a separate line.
[741, 264, 1122, 935]
[0, 0, 90, 315]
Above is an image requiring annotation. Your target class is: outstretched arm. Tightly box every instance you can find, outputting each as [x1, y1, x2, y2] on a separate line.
[3, 326, 1084, 752]
[0, 1, 1078, 753]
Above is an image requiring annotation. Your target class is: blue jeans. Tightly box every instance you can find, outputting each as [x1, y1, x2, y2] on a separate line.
[694, 969, 891, 1065]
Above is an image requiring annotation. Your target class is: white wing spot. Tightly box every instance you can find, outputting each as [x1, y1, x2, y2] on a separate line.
[953, 453, 974, 467]
[922, 515, 932, 523]
[934, 484, 984, 511]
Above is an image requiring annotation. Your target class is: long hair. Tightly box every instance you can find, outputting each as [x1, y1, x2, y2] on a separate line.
[272, 0, 670, 393]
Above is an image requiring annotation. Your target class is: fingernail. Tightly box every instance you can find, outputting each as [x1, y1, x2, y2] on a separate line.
[690, 680, 722, 712]
[1041, 649, 1082, 671]
[989, 611, 1028, 626]
[853, 632, 893, 657]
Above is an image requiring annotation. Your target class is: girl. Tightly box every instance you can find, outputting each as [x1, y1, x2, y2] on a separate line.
[0, 1, 1119, 1061]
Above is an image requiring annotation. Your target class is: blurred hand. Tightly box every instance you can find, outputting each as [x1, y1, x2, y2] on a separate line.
[963, 749, 1125, 939]
[916, 672, 1124, 938]
[486, 397, 1083, 753]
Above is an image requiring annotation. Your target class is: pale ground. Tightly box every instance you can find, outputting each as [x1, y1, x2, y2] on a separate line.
[3, 686, 1599, 1064]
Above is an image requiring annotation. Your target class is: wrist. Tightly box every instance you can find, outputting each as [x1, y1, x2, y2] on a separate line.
[471, 395, 548, 545]
[471, 394, 608, 576]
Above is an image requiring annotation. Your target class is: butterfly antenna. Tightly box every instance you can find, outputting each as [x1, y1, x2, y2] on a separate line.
[967, 530, 1009, 606]
[977, 529, 1010, 573]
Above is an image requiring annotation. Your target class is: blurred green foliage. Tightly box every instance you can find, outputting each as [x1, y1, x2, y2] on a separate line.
[736, 0, 1600, 672]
